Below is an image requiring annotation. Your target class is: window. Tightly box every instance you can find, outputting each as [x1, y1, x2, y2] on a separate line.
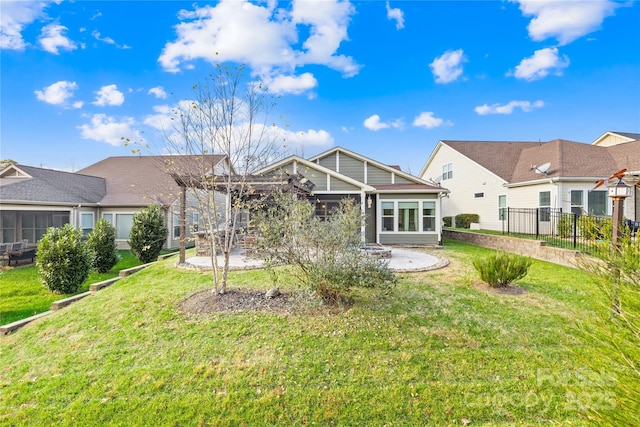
[442, 163, 453, 181]
[115, 214, 134, 240]
[588, 191, 607, 216]
[1, 212, 16, 243]
[398, 202, 418, 232]
[422, 202, 435, 231]
[474, 193, 484, 198]
[570, 190, 584, 216]
[498, 195, 507, 221]
[381, 202, 394, 231]
[102, 213, 114, 225]
[173, 213, 180, 239]
[193, 212, 200, 232]
[80, 213, 94, 236]
[539, 191, 551, 222]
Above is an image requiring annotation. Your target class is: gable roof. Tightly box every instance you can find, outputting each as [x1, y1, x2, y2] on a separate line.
[77, 155, 227, 206]
[592, 131, 640, 146]
[423, 138, 640, 186]
[0, 164, 106, 205]
[308, 146, 436, 187]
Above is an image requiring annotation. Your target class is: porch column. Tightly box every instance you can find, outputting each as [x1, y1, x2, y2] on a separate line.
[360, 191, 366, 244]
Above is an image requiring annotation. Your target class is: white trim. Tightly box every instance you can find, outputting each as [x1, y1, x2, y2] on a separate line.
[377, 198, 439, 238]
[336, 151, 340, 173]
[364, 161, 368, 184]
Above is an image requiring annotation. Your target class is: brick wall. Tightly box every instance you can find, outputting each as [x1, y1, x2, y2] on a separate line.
[443, 230, 582, 268]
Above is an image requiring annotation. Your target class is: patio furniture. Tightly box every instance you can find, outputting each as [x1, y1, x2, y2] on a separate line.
[2, 240, 37, 266]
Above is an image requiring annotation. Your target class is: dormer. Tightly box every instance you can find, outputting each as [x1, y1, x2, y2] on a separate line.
[0, 164, 32, 179]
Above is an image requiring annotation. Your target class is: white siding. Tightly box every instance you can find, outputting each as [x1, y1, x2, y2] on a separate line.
[421, 144, 507, 230]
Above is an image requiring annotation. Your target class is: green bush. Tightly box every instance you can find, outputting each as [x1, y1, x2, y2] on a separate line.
[557, 214, 573, 238]
[129, 204, 168, 264]
[254, 193, 397, 305]
[578, 215, 612, 241]
[37, 224, 92, 294]
[455, 213, 479, 229]
[87, 218, 119, 273]
[443, 216, 452, 227]
[472, 251, 532, 288]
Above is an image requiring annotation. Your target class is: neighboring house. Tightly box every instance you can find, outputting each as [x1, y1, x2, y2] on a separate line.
[257, 147, 449, 245]
[419, 131, 640, 231]
[0, 155, 229, 249]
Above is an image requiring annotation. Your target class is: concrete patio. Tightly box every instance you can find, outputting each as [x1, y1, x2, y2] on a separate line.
[181, 246, 448, 273]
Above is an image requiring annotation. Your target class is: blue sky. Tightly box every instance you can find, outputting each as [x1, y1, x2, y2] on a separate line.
[1, 0, 639, 175]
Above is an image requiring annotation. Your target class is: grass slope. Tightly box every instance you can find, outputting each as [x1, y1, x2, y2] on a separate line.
[0, 251, 141, 325]
[0, 241, 601, 426]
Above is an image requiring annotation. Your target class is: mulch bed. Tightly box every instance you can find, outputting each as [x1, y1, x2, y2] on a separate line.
[178, 287, 300, 315]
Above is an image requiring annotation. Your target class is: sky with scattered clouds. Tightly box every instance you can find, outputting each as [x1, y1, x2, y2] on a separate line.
[1, 0, 639, 174]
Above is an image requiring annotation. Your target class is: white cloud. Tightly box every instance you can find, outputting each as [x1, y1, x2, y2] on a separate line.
[412, 112, 446, 129]
[34, 80, 81, 108]
[93, 84, 125, 106]
[264, 73, 318, 95]
[143, 104, 175, 132]
[158, 0, 360, 95]
[91, 30, 131, 49]
[512, 0, 618, 45]
[282, 128, 334, 147]
[0, 0, 52, 50]
[148, 86, 168, 99]
[386, 2, 405, 30]
[363, 114, 403, 131]
[511, 47, 569, 81]
[39, 23, 77, 54]
[429, 49, 466, 84]
[475, 100, 545, 115]
[78, 114, 145, 146]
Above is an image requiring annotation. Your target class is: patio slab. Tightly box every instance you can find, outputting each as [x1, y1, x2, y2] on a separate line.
[181, 246, 448, 272]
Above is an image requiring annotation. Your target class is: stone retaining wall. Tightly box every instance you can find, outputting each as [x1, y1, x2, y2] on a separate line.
[443, 230, 582, 268]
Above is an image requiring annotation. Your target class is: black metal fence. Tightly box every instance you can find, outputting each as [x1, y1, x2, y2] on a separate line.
[502, 208, 638, 253]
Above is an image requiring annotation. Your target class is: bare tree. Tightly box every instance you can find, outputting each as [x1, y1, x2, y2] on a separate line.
[161, 63, 288, 294]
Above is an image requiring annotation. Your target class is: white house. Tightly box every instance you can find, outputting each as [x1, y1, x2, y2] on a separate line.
[419, 131, 640, 231]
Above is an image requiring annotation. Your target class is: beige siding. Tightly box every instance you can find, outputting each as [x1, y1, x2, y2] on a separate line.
[421, 144, 508, 231]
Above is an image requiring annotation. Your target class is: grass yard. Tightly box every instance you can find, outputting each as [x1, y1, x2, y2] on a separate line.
[0, 251, 141, 325]
[0, 241, 608, 425]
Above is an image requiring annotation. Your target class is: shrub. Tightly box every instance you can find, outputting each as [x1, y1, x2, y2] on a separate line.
[557, 214, 574, 238]
[443, 216, 452, 227]
[472, 251, 532, 288]
[129, 204, 168, 264]
[37, 224, 92, 294]
[87, 218, 119, 273]
[455, 213, 479, 229]
[254, 193, 397, 305]
[578, 215, 612, 241]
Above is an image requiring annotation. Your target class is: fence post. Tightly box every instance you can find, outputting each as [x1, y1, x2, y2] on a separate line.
[573, 214, 577, 249]
[535, 208, 540, 239]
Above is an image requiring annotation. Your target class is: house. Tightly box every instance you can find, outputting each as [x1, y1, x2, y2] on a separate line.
[0, 155, 229, 249]
[256, 147, 449, 245]
[419, 131, 640, 231]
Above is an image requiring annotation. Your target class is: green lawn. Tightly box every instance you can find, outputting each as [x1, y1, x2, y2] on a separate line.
[0, 241, 609, 425]
[0, 251, 141, 325]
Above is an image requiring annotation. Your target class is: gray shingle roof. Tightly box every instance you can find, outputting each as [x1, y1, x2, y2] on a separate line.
[0, 165, 106, 204]
[77, 155, 226, 206]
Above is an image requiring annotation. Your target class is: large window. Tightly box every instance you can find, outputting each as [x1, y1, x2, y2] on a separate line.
[381, 202, 394, 231]
[103, 213, 135, 240]
[442, 163, 453, 181]
[422, 202, 435, 231]
[570, 190, 583, 216]
[398, 202, 418, 232]
[539, 191, 551, 222]
[588, 191, 607, 216]
[381, 200, 437, 233]
[80, 213, 94, 236]
[498, 195, 507, 221]
[1, 212, 16, 243]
